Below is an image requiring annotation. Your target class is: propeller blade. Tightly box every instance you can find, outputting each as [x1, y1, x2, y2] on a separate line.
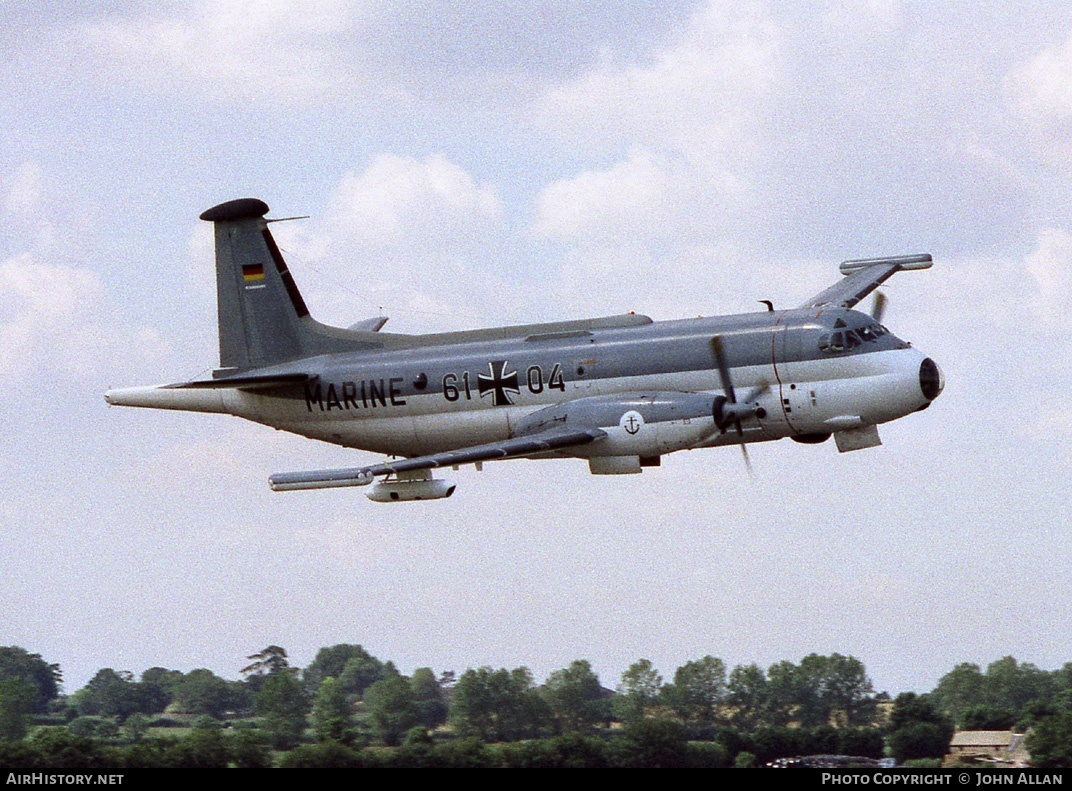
[871, 291, 888, 324]
[741, 383, 770, 405]
[713, 335, 757, 475]
[740, 442, 754, 477]
[710, 336, 736, 404]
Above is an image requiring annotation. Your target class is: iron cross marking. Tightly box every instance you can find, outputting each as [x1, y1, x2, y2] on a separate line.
[478, 360, 520, 406]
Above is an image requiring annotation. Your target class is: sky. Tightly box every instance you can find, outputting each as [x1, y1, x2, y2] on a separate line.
[1, 0, 1071, 697]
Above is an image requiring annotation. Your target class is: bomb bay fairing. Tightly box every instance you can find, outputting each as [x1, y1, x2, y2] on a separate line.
[105, 198, 943, 502]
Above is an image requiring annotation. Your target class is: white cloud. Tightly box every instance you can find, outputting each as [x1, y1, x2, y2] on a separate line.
[822, 0, 903, 33]
[1009, 31, 1072, 120]
[535, 0, 778, 167]
[899, 229, 1072, 335]
[0, 253, 104, 377]
[1006, 30, 1072, 154]
[327, 153, 501, 247]
[1023, 227, 1072, 327]
[533, 149, 672, 241]
[4, 161, 43, 217]
[261, 154, 514, 333]
[77, 0, 371, 105]
[1027, 407, 1072, 440]
[0, 253, 166, 382]
[185, 221, 216, 294]
[523, 0, 790, 308]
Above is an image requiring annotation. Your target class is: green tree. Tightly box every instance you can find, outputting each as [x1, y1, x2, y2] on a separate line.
[0, 678, 36, 741]
[663, 656, 726, 730]
[751, 725, 806, 763]
[734, 751, 757, 768]
[27, 727, 112, 769]
[499, 733, 609, 768]
[0, 647, 62, 714]
[363, 674, 418, 746]
[764, 660, 799, 727]
[610, 717, 689, 768]
[139, 667, 183, 714]
[543, 660, 609, 734]
[450, 667, 544, 742]
[410, 667, 448, 729]
[254, 669, 308, 750]
[121, 712, 150, 743]
[304, 644, 387, 695]
[960, 705, 1016, 730]
[797, 653, 877, 727]
[68, 716, 118, 740]
[888, 722, 952, 764]
[1025, 709, 1072, 768]
[70, 669, 144, 720]
[931, 662, 985, 725]
[230, 725, 272, 768]
[310, 677, 352, 743]
[886, 693, 953, 764]
[242, 645, 290, 693]
[164, 720, 231, 768]
[982, 656, 1056, 717]
[278, 740, 365, 768]
[837, 726, 885, 758]
[341, 654, 390, 695]
[171, 668, 246, 718]
[613, 659, 663, 724]
[727, 663, 768, 730]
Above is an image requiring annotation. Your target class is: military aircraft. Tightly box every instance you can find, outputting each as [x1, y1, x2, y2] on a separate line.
[105, 198, 944, 502]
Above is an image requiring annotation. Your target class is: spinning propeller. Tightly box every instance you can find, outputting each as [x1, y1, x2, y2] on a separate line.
[710, 336, 769, 474]
[871, 290, 888, 324]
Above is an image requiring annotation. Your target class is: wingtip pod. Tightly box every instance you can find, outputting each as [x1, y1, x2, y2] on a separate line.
[199, 198, 270, 223]
[269, 469, 374, 491]
[839, 254, 932, 275]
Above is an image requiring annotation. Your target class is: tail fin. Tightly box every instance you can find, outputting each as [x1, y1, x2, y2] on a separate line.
[200, 198, 383, 370]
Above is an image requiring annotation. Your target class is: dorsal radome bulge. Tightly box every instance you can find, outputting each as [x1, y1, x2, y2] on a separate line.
[199, 198, 270, 222]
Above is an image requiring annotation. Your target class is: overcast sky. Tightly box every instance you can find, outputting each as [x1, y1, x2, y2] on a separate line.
[2, 0, 1070, 696]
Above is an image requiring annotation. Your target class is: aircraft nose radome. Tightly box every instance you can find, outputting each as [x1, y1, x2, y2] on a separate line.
[920, 357, 944, 401]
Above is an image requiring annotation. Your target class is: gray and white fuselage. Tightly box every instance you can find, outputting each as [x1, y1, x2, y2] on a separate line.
[105, 198, 943, 500]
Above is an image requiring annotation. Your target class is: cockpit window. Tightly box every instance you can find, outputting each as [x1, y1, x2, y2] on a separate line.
[818, 320, 887, 354]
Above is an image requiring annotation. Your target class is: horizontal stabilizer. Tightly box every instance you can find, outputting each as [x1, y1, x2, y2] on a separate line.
[165, 373, 313, 391]
[803, 254, 933, 311]
[838, 254, 931, 275]
[347, 316, 388, 333]
[270, 427, 605, 491]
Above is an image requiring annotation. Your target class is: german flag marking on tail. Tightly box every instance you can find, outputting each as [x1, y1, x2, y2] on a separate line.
[242, 263, 265, 282]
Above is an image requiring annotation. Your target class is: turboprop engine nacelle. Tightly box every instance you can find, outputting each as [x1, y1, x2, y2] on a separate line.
[366, 479, 456, 502]
[514, 391, 757, 459]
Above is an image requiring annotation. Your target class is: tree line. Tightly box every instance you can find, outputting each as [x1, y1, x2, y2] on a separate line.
[1, 645, 1070, 767]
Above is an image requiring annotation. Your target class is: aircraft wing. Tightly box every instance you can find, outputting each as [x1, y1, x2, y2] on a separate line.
[802, 254, 932, 311]
[269, 427, 606, 491]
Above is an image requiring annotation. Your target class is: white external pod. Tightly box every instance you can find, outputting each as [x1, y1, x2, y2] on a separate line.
[366, 479, 457, 502]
